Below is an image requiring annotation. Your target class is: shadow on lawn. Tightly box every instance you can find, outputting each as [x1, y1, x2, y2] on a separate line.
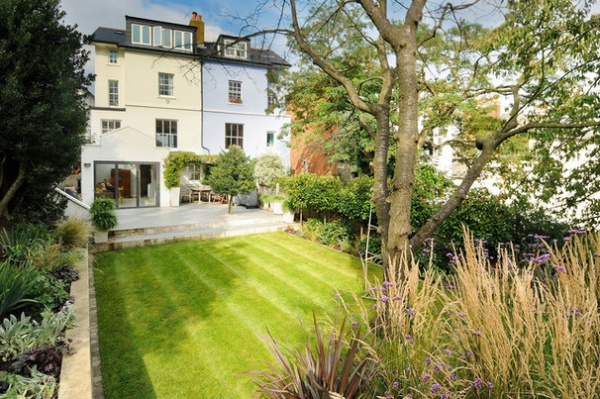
[94, 260, 159, 399]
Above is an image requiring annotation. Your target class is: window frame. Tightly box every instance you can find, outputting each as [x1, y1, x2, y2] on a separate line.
[224, 39, 248, 59]
[228, 80, 242, 104]
[101, 120, 121, 134]
[158, 73, 174, 97]
[109, 50, 118, 64]
[155, 119, 178, 148]
[225, 123, 244, 149]
[174, 31, 193, 51]
[132, 24, 151, 45]
[266, 131, 275, 147]
[108, 80, 119, 106]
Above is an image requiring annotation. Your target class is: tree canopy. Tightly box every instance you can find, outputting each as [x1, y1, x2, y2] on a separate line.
[0, 0, 90, 224]
[206, 146, 255, 214]
[269, 0, 600, 277]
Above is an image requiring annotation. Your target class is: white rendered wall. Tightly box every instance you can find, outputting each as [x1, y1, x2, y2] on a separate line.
[202, 60, 290, 166]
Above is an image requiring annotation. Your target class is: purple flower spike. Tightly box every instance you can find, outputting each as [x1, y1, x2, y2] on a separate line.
[373, 303, 378, 310]
[430, 383, 441, 393]
[383, 281, 394, 287]
[444, 349, 452, 356]
[407, 308, 416, 317]
[380, 296, 388, 303]
[441, 395, 450, 399]
[472, 331, 482, 337]
[553, 265, 566, 272]
[392, 295, 402, 301]
[422, 373, 431, 382]
[458, 311, 467, 317]
[384, 391, 392, 399]
[392, 381, 399, 389]
[487, 381, 493, 388]
[450, 372, 456, 381]
[425, 357, 431, 365]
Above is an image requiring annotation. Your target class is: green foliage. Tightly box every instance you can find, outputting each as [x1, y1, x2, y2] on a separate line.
[205, 146, 255, 213]
[0, 224, 49, 267]
[411, 165, 454, 231]
[280, 174, 342, 219]
[27, 273, 69, 314]
[338, 175, 373, 222]
[89, 198, 118, 231]
[0, 304, 75, 364]
[163, 151, 194, 189]
[0, 0, 91, 223]
[302, 218, 324, 241]
[53, 219, 89, 250]
[254, 154, 286, 189]
[321, 222, 350, 247]
[0, 367, 57, 399]
[0, 262, 38, 319]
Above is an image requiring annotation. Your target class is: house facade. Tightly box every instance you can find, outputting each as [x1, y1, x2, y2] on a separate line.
[81, 14, 290, 208]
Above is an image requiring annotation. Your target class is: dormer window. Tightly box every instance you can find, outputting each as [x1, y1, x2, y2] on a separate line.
[128, 19, 193, 53]
[132, 24, 151, 45]
[223, 39, 247, 59]
[153, 26, 172, 48]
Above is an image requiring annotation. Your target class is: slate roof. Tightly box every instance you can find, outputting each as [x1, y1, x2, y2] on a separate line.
[92, 27, 126, 46]
[91, 26, 291, 68]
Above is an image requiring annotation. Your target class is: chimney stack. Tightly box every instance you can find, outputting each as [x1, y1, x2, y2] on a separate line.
[189, 11, 205, 46]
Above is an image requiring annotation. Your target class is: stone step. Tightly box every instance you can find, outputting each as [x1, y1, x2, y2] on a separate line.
[91, 217, 289, 253]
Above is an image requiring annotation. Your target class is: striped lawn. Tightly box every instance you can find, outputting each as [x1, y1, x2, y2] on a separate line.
[94, 232, 370, 399]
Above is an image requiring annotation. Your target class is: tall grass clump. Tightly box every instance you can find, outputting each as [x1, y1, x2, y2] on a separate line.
[365, 231, 600, 398]
[253, 231, 600, 398]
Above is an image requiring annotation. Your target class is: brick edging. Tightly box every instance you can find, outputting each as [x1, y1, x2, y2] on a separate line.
[89, 254, 105, 399]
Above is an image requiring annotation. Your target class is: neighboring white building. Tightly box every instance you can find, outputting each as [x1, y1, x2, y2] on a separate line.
[81, 13, 291, 208]
[200, 35, 291, 165]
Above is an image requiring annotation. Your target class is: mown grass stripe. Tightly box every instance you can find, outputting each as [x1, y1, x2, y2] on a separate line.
[95, 233, 370, 398]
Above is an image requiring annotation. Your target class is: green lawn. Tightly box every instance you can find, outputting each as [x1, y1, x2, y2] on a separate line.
[94, 232, 368, 398]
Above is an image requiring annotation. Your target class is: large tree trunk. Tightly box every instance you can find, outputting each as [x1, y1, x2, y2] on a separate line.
[371, 109, 391, 270]
[382, 18, 421, 280]
[0, 159, 27, 220]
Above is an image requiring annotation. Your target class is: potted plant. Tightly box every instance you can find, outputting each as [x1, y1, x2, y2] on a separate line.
[282, 200, 295, 223]
[90, 198, 118, 243]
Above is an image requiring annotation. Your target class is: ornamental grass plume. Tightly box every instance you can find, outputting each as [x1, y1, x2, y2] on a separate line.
[365, 230, 600, 398]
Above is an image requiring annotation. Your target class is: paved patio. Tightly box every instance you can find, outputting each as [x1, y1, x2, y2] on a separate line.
[115, 202, 280, 230]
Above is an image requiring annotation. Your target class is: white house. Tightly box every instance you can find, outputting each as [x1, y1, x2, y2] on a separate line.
[81, 13, 291, 208]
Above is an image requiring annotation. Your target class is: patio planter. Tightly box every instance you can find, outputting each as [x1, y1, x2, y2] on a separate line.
[282, 210, 294, 223]
[94, 230, 109, 243]
[271, 201, 283, 215]
[170, 187, 180, 207]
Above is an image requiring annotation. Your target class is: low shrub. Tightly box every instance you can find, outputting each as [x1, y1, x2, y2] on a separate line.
[301, 218, 324, 242]
[0, 262, 38, 319]
[53, 219, 89, 250]
[27, 273, 69, 314]
[0, 224, 49, 268]
[0, 305, 76, 364]
[321, 221, 350, 247]
[0, 366, 57, 399]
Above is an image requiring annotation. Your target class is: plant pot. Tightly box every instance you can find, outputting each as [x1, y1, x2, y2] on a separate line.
[271, 201, 283, 215]
[282, 210, 295, 223]
[94, 230, 109, 244]
[170, 187, 181, 207]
